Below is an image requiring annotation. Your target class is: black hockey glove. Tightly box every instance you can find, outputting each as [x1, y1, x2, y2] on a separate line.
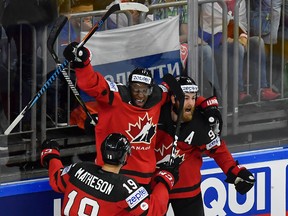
[63, 42, 91, 68]
[41, 139, 60, 168]
[199, 96, 223, 136]
[225, 162, 255, 195]
[84, 114, 98, 135]
[155, 157, 181, 190]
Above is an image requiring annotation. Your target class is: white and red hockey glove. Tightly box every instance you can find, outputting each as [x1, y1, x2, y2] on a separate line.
[154, 169, 176, 191]
[225, 161, 255, 195]
[63, 42, 91, 68]
[199, 96, 223, 135]
[154, 158, 181, 190]
[41, 139, 60, 168]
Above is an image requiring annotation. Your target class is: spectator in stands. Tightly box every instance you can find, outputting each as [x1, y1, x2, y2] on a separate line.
[41, 133, 180, 216]
[155, 75, 255, 216]
[2, 0, 58, 129]
[153, 0, 221, 98]
[199, 1, 280, 103]
[107, 0, 138, 29]
[106, 0, 153, 29]
[250, 0, 282, 46]
[250, 0, 283, 95]
[179, 3, 221, 98]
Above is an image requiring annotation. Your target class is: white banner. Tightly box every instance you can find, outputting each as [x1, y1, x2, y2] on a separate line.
[82, 16, 180, 66]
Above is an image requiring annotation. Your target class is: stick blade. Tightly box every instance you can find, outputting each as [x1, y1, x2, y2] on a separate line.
[119, 2, 149, 12]
[47, 15, 68, 62]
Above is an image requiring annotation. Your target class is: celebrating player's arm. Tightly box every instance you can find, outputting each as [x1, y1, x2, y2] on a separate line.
[196, 98, 254, 194]
[203, 138, 255, 195]
[41, 133, 179, 216]
[63, 42, 107, 100]
[40, 139, 64, 193]
[196, 95, 255, 195]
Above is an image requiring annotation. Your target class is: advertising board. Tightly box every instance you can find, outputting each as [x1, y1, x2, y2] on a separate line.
[0, 148, 287, 216]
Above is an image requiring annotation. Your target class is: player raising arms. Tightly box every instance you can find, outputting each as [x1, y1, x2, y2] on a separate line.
[41, 133, 179, 216]
[154, 76, 256, 216]
[63, 42, 172, 189]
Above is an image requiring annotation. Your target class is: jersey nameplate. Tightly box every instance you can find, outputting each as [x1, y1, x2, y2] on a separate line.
[74, 168, 115, 195]
[206, 136, 221, 150]
[126, 186, 148, 209]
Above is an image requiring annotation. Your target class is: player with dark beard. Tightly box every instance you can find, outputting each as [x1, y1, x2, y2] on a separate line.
[155, 76, 255, 216]
[41, 133, 179, 216]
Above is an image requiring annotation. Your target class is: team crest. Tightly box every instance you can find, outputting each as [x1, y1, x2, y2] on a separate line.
[155, 143, 185, 163]
[126, 113, 156, 144]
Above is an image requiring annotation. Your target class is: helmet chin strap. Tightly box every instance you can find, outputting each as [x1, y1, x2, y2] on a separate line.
[172, 95, 181, 115]
[171, 105, 181, 123]
[172, 105, 179, 115]
[148, 86, 153, 95]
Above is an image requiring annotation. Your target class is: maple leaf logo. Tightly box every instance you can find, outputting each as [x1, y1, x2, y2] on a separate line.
[155, 143, 172, 157]
[155, 142, 185, 163]
[126, 113, 156, 144]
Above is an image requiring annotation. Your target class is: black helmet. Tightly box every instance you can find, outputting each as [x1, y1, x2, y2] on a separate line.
[128, 68, 153, 86]
[175, 76, 198, 93]
[101, 133, 131, 165]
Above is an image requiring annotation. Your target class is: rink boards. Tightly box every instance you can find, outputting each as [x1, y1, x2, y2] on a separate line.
[0, 147, 287, 216]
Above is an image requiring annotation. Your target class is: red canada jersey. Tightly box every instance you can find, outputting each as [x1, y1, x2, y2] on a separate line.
[48, 159, 170, 216]
[75, 65, 169, 184]
[155, 103, 238, 199]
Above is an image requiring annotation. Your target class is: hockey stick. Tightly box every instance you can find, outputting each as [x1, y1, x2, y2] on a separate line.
[162, 74, 185, 165]
[4, 2, 149, 135]
[47, 15, 96, 126]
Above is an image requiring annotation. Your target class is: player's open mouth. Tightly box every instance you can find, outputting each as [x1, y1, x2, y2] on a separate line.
[136, 99, 144, 103]
[185, 108, 192, 113]
[135, 99, 145, 106]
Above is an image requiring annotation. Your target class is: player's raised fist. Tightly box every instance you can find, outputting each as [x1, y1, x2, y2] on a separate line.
[41, 139, 60, 168]
[63, 42, 91, 68]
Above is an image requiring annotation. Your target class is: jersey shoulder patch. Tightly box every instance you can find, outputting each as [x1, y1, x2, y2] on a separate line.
[206, 136, 221, 150]
[158, 84, 168, 92]
[125, 186, 149, 209]
[61, 163, 76, 176]
[106, 80, 119, 92]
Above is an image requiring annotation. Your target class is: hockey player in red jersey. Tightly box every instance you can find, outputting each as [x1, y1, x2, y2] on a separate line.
[63, 42, 171, 188]
[154, 76, 256, 216]
[41, 133, 179, 216]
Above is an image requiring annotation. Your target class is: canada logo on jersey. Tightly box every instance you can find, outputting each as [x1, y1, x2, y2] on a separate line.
[155, 143, 185, 164]
[126, 113, 156, 144]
